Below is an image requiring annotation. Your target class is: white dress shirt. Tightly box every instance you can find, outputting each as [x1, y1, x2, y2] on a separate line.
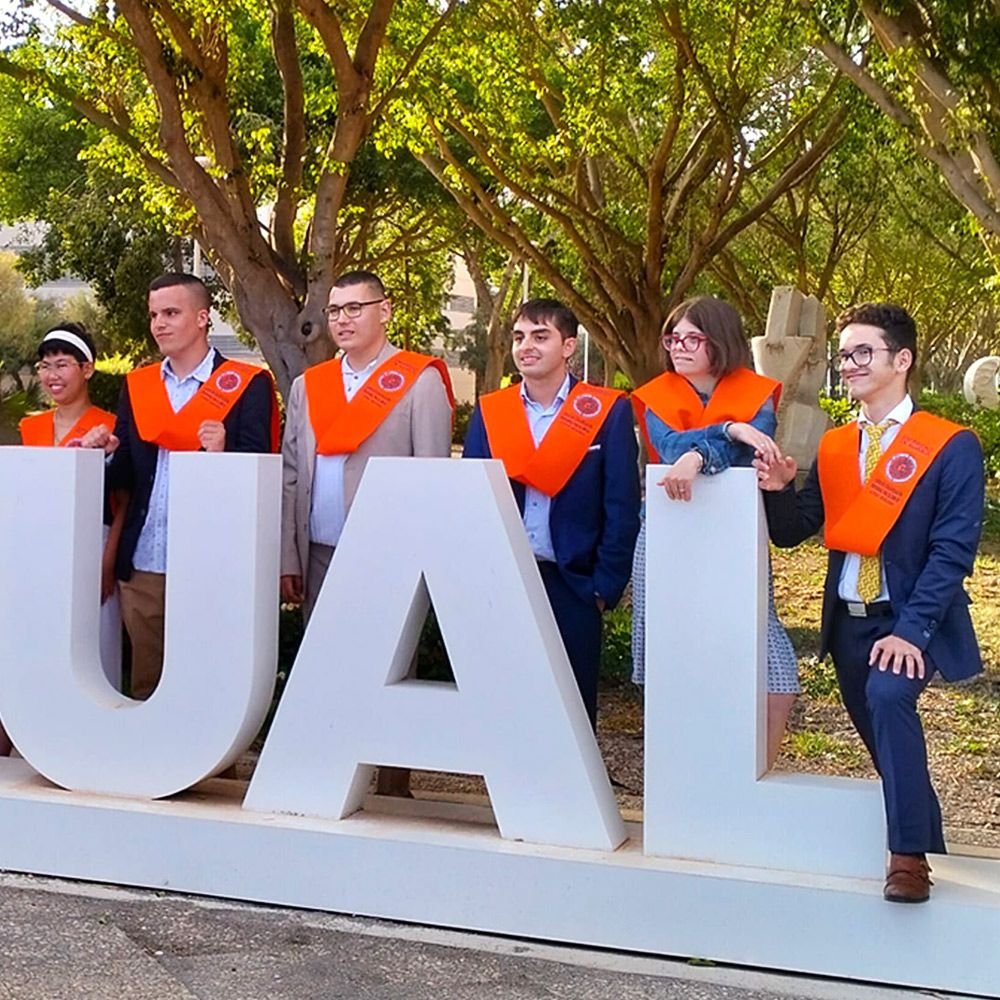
[309, 354, 381, 547]
[133, 348, 217, 574]
[520, 374, 571, 563]
[837, 394, 914, 602]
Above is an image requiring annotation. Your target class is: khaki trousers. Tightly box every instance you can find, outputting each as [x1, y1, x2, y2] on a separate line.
[119, 571, 166, 701]
[305, 541, 410, 797]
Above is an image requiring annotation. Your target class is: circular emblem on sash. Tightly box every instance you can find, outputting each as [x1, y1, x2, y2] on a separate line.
[573, 393, 602, 418]
[216, 371, 242, 393]
[886, 453, 917, 483]
[378, 370, 405, 392]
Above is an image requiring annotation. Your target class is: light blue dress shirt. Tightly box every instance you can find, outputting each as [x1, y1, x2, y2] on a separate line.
[521, 374, 571, 562]
[132, 348, 217, 574]
[309, 354, 381, 547]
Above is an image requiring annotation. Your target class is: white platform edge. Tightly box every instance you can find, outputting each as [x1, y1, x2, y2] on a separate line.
[0, 761, 997, 998]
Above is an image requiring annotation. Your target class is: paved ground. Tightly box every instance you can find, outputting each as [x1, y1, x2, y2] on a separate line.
[0, 873, 975, 1000]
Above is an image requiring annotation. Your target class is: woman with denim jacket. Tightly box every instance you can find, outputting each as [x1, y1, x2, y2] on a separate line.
[631, 295, 799, 768]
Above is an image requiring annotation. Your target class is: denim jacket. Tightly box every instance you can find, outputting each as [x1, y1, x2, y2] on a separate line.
[645, 395, 776, 474]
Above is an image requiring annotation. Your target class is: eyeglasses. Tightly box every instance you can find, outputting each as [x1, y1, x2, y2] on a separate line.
[834, 346, 898, 370]
[662, 332, 707, 352]
[323, 299, 385, 321]
[35, 360, 82, 375]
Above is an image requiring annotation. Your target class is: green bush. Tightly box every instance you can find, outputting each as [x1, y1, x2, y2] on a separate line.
[918, 390, 1000, 478]
[452, 400, 473, 447]
[88, 353, 132, 414]
[600, 605, 634, 686]
[818, 390, 857, 427]
[88, 369, 126, 413]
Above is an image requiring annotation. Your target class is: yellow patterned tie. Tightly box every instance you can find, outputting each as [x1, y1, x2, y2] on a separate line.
[857, 421, 892, 602]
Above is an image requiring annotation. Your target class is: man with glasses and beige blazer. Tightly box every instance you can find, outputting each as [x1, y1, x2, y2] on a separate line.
[280, 269, 454, 622]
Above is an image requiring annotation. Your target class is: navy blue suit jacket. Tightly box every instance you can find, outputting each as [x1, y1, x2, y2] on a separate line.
[108, 352, 277, 581]
[463, 377, 641, 608]
[762, 425, 984, 681]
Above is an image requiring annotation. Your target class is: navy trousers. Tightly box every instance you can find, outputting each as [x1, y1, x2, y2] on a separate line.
[539, 562, 603, 730]
[828, 604, 945, 855]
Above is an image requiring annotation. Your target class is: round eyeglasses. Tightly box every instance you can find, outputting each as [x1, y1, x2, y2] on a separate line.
[834, 346, 897, 370]
[661, 332, 707, 352]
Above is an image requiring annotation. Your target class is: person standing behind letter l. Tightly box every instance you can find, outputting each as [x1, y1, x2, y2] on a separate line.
[630, 295, 800, 770]
[463, 298, 640, 729]
[756, 302, 985, 904]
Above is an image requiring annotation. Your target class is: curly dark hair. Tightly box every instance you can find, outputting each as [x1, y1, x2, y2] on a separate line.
[836, 302, 917, 373]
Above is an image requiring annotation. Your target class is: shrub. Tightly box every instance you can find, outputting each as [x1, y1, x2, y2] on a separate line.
[818, 390, 857, 427]
[600, 605, 634, 686]
[918, 390, 1000, 478]
[452, 400, 473, 447]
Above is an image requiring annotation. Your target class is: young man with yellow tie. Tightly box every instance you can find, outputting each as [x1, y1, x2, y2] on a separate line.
[755, 303, 985, 903]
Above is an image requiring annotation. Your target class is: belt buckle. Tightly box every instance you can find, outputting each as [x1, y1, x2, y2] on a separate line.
[846, 601, 867, 618]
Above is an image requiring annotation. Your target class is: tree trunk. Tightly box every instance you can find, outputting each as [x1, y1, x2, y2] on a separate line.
[484, 334, 508, 393]
[227, 265, 334, 399]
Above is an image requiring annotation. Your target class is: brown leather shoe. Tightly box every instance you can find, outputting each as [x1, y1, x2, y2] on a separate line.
[884, 854, 932, 903]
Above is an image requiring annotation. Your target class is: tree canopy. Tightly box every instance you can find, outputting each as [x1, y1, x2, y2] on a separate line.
[805, 1, 1000, 257]
[0, 0, 463, 396]
[1, 1, 998, 394]
[386, 0, 852, 383]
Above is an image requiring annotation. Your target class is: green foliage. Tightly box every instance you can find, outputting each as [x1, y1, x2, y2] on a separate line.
[818, 390, 858, 427]
[16, 170, 172, 356]
[600, 605, 634, 687]
[452, 400, 473, 448]
[985, 489, 1000, 542]
[919, 390, 1000, 478]
[798, 656, 841, 702]
[788, 730, 865, 766]
[88, 366, 127, 414]
[0, 75, 87, 222]
[385, 0, 848, 383]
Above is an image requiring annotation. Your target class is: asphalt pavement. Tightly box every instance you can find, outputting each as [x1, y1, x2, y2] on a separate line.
[0, 872, 974, 1000]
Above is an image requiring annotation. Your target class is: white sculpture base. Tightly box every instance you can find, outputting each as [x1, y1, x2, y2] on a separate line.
[0, 759, 997, 997]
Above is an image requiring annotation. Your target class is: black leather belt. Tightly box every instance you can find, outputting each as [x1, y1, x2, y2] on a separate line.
[842, 600, 893, 618]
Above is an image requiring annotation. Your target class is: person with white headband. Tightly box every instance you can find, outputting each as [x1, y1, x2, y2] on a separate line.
[16, 323, 125, 737]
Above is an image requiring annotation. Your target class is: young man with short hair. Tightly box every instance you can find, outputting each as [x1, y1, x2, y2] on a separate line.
[280, 268, 454, 798]
[756, 302, 985, 903]
[279, 269, 454, 619]
[84, 272, 279, 700]
[463, 298, 641, 728]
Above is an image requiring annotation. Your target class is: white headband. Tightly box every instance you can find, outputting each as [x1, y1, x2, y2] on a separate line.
[41, 329, 94, 363]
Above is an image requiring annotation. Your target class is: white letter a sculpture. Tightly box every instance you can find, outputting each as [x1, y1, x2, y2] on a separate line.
[246, 458, 625, 852]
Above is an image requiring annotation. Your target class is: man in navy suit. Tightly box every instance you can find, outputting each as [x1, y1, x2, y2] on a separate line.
[756, 302, 984, 903]
[463, 298, 640, 728]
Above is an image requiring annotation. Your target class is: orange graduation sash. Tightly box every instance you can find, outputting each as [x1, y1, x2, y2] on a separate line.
[479, 382, 624, 497]
[631, 368, 781, 461]
[127, 360, 279, 452]
[19, 405, 115, 447]
[305, 351, 455, 456]
[819, 411, 964, 556]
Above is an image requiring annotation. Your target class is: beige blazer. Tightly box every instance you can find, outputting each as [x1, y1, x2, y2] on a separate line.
[280, 342, 453, 577]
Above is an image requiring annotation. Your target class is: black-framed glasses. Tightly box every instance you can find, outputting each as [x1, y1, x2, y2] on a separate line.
[323, 299, 385, 321]
[834, 345, 897, 370]
[661, 332, 707, 352]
